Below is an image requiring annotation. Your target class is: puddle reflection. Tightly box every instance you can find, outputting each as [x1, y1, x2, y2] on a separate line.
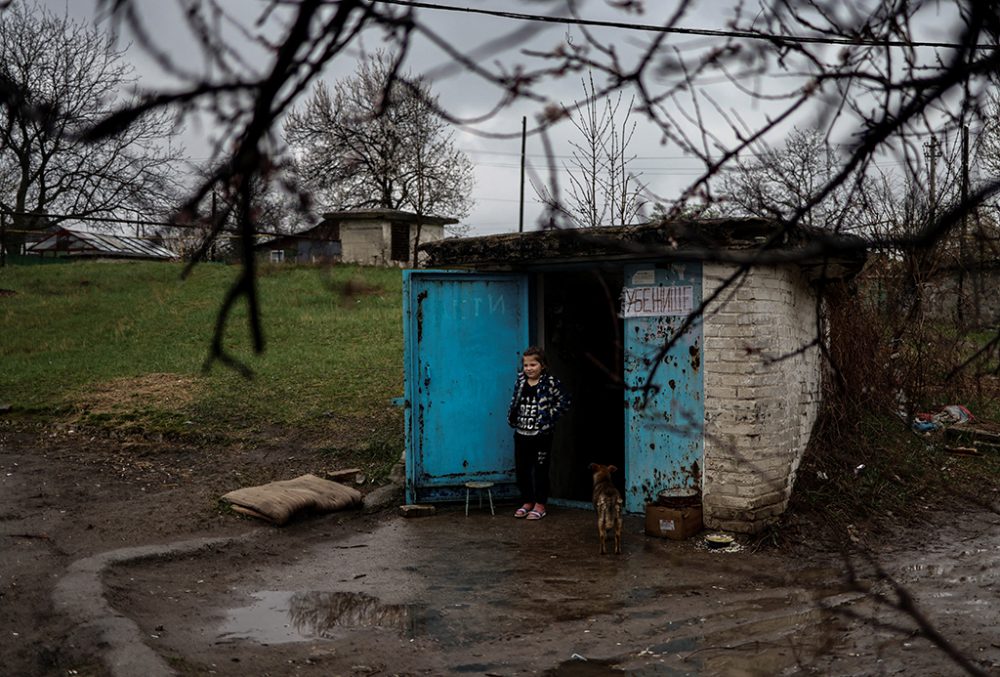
[292, 591, 417, 635]
[219, 590, 420, 644]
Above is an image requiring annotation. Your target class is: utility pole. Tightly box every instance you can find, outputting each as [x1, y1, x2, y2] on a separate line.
[961, 126, 969, 208]
[924, 136, 940, 224]
[0, 211, 6, 267]
[958, 126, 969, 326]
[519, 116, 526, 233]
[211, 189, 218, 260]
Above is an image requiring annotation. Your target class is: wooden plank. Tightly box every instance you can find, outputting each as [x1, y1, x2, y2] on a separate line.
[945, 446, 982, 456]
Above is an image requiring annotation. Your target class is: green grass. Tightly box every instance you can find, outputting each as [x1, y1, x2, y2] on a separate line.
[0, 260, 404, 437]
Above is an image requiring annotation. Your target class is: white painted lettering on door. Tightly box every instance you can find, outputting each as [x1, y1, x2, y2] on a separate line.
[621, 285, 694, 318]
[451, 294, 508, 319]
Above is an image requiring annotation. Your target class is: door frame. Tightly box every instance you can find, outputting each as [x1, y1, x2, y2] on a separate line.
[622, 262, 705, 513]
[403, 269, 531, 503]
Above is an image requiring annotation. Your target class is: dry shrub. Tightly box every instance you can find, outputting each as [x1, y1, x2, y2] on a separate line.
[817, 257, 999, 440]
[790, 260, 992, 536]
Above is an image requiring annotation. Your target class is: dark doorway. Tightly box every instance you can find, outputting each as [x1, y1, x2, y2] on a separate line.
[542, 267, 626, 503]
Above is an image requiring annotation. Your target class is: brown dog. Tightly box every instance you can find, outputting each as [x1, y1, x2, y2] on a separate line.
[589, 463, 623, 555]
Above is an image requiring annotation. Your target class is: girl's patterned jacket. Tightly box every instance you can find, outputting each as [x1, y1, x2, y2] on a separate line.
[506, 371, 571, 432]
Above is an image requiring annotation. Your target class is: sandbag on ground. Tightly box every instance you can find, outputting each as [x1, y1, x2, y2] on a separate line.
[221, 473, 363, 525]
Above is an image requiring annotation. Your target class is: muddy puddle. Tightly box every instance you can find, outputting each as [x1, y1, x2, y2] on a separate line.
[105, 506, 1000, 676]
[218, 590, 425, 644]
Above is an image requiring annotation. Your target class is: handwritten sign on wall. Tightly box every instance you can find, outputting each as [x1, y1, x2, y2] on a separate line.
[621, 285, 694, 318]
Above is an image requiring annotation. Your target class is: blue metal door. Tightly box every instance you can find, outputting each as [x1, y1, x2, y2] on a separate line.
[622, 263, 704, 513]
[403, 270, 530, 503]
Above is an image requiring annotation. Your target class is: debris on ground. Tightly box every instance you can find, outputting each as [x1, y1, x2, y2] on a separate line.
[699, 532, 743, 553]
[945, 420, 1000, 452]
[325, 467, 364, 484]
[945, 446, 982, 456]
[908, 404, 975, 433]
[705, 532, 736, 550]
[398, 504, 436, 518]
[220, 473, 362, 525]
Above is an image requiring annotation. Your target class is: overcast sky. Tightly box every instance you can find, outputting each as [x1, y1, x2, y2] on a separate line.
[35, 0, 965, 236]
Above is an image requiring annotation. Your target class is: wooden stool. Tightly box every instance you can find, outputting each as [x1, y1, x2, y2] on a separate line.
[464, 481, 495, 516]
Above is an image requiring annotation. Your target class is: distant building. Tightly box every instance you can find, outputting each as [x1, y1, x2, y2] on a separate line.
[259, 209, 457, 267]
[25, 227, 177, 261]
[256, 219, 342, 265]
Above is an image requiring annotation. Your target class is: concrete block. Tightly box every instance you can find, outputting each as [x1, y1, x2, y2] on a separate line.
[714, 423, 766, 437]
[712, 324, 750, 338]
[705, 386, 738, 400]
[741, 490, 788, 509]
[703, 494, 753, 510]
[705, 337, 742, 352]
[735, 478, 789, 497]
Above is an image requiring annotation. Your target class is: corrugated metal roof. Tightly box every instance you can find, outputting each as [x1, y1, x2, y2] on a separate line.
[419, 218, 868, 282]
[26, 228, 177, 260]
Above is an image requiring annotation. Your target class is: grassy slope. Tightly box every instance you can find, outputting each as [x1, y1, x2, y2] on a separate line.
[3, 260, 996, 533]
[0, 261, 403, 438]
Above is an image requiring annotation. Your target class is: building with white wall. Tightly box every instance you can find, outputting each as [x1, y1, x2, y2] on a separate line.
[259, 209, 457, 266]
[326, 209, 455, 267]
[403, 219, 865, 533]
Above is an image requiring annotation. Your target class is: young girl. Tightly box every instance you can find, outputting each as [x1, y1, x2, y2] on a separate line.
[507, 346, 570, 520]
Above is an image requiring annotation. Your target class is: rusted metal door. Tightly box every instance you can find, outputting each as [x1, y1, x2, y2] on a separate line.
[403, 270, 530, 503]
[622, 263, 704, 513]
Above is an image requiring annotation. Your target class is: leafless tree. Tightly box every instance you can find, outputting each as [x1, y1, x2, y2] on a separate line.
[162, 160, 302, 262]
[33, 0, 991, 374]
[968, 93, 1000, 290]
[1, 1, 997, 672]
[717, 127, 867, 230]
[971, 93, 1000, 194]
[533, 70, 647, 227]
[0, 1, 181, 258]
[284, 50, 475, 224]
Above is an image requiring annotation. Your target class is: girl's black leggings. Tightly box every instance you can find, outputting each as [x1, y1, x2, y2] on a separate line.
[514, 432, 553, 505]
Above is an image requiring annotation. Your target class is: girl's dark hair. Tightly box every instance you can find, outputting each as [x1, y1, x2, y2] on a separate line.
[523, 345, 547, 367]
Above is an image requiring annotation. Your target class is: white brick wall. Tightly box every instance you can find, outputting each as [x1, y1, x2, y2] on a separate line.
[340, 220, 444, 267]
[701, 263, 821, 533]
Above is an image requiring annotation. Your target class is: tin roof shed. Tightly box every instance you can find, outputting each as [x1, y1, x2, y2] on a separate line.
[26, 227, 177, 260]
[403, 218, 866, 534]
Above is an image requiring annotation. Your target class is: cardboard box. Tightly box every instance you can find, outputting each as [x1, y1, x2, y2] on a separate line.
[644, 504, 704, 540]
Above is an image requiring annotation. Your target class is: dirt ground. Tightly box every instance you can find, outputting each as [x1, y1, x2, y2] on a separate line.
[2, 421, 999, 677]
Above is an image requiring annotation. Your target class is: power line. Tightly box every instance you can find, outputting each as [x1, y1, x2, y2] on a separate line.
[462, 141, 952, 162]
[472, 157, 911, 174]
[374, 0, 988, 50]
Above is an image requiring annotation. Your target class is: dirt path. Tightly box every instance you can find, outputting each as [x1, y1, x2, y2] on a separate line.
[2, 425, 999, 676]
[104, 507, 1000, 676]
[0, 425, 350, 676]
